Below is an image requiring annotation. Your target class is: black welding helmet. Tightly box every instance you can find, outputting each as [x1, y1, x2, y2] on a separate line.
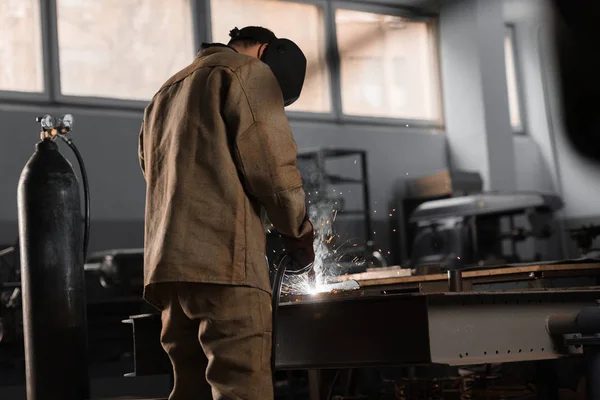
[229, 27, 307, 107]
[260, 38, 307, 107]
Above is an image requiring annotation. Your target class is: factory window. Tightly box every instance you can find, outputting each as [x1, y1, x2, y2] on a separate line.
[210, 0, 331, 113]
[336, 8, 441, 122]
[55, 0, 195, 101]
[504, 25, 523, 132]
[0, 0, 44, 92]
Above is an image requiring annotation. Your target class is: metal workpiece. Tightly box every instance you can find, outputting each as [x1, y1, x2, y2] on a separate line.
[275, 294, 431, 370]
[426, 290, 596, 366]
[274, 289, 600, 370]
[547, 306, 600, 335]
[546, 313, 579, 335]
[124, 287, 600, 380]
[122, 314, 171, 378]
[447, 270, 463, 292]
[573, 306, 600, 334]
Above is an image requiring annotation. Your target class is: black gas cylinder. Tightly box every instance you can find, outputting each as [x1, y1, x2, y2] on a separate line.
[17, 138, 89, 400]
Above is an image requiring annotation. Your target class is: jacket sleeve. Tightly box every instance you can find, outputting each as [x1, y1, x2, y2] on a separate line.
[138, 123, 146, 179]
[225, 60, 312, 239]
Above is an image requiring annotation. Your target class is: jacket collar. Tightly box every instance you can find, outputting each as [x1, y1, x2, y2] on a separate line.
[197, 43, 238, 58]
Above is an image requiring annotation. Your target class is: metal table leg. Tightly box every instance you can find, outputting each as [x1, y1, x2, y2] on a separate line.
[308, 370, 321, 400]
[536, 360, 559, 400]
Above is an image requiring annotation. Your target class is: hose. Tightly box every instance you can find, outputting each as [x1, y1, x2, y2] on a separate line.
[60, 136, 91, 261]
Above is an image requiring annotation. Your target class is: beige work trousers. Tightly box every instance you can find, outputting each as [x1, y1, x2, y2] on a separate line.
[149, 282, 274, 400]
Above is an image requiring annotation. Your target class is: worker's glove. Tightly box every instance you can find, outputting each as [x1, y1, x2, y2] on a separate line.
[282, 216, 315, 274]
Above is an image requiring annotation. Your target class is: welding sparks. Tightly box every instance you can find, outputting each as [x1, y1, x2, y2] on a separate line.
[281, 273, 324, 296]
[280, 197, 366, 295]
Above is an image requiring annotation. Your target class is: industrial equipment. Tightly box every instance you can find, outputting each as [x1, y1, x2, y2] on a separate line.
[409, 192, 563, 270]
[0, 244, 20, 346]
[402, 169, 484, 263]
[85, 248, 145, 299]
[570, 224, 600, 256]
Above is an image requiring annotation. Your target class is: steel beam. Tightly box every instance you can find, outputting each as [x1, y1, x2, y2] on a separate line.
[275, 294, 431, 369]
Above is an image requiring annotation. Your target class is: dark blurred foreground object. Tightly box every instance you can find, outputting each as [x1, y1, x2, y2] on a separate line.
[552, 0, 600, 161]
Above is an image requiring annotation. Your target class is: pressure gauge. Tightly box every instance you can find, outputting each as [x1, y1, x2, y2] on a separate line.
[37, 115, 55, 131]
[59, 114, 74, 130]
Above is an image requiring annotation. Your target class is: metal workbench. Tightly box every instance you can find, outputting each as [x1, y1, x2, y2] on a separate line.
[124, 261, 600, 398]
[275, 289, 595, 369]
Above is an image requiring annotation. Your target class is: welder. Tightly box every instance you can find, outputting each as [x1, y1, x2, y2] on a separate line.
[137, 26, 315, 400]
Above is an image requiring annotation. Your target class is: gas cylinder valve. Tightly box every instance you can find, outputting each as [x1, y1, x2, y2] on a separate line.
[36, 114, 74, 140]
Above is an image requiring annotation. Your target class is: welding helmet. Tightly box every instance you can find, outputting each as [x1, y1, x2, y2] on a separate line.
[229, 27, 307, 107]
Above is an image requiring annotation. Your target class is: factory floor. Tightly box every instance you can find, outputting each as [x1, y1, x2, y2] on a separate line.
[98, 398, 167, 400]
[0, 374, 172, 400]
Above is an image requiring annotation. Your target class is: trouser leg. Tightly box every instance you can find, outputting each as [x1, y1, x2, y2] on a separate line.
[156, 284, 212, 400]
[178, 284, 274, 400]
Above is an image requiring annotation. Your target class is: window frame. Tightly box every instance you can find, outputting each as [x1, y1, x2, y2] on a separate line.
[45, 0, 205, 109]
[207, 0, 336, 121]
[0, 0, 444, 129]
[0, 0, 53, 103]
[505, 24, 527, 135]
[331, 1, 442, 128]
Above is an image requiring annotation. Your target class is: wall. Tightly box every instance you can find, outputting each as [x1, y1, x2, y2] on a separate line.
[504, 0, 600, 256]
[0, 105, 147, 252]
[504, 0, 560, 196]
[439, 0, 516, 192]
[0, 104, 447, 263]
[3, 0, 585, 265]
